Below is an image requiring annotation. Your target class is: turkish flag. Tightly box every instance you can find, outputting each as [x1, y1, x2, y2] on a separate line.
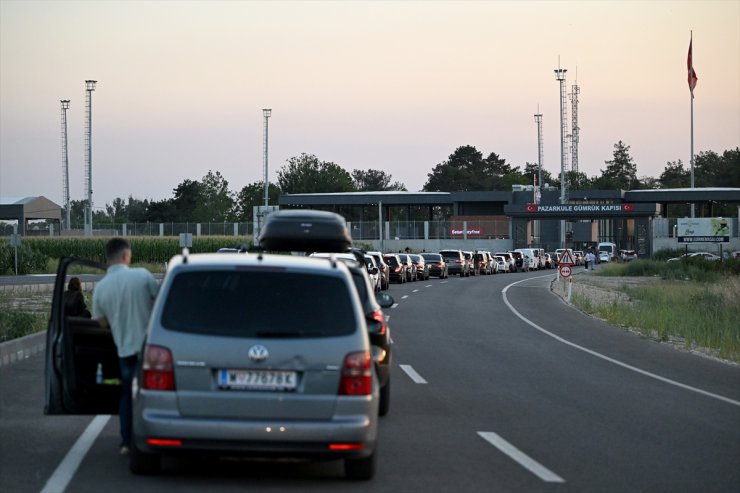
[526, 204, 537, 213]
[687, 38, 698, 98]
[623, 204, 634, 212]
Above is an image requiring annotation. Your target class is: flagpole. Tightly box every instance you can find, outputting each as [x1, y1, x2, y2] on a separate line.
[689, 30, 695, 218]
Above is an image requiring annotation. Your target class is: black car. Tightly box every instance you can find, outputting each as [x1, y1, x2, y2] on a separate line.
[421, 253, 448, 278]
[383, 254, 407, 283]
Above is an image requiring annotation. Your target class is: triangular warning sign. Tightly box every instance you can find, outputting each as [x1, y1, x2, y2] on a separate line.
[558, 250, 575, 265]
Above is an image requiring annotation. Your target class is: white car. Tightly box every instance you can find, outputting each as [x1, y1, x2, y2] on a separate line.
[667, 252, 721, 262]
[492, 255, 508, 273]
[598, 251, 611, 263]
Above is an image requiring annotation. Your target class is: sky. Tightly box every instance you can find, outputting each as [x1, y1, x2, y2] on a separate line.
[1, 0, 738, 211]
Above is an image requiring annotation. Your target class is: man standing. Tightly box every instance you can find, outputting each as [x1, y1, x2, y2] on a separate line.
[93, 238, 159, 455]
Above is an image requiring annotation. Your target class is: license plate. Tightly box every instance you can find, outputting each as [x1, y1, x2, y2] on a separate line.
[218, 369, 298, 391]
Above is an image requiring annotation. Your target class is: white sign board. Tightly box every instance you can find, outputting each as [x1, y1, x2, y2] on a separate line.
[677, 218, 731, 243]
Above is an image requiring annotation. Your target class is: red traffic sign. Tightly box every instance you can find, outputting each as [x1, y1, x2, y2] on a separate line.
[558, 249, 575, 266]
[559, 265, 572, 278]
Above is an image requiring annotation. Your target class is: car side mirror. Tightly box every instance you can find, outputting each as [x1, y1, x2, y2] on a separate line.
[375, 292, 394, 308]
[369, 267, 379, 275]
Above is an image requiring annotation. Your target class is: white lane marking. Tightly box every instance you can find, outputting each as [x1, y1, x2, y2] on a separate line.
[440, 280, 448, 284]
[503, 276, 740, 408]
[391, 303, 399, 309]
[477, 431, 565, 483]
[41, 415, 111, 493]
[401, 295, 409, 300]
[425, 284, 433, 288]
[412, 289, 419, 293]
[399, 364, 428, 384]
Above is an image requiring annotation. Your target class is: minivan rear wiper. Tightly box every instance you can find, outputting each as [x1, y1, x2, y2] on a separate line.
[255, 330, 324, 338]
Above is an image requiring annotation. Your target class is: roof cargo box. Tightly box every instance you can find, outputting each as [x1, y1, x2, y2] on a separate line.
[258, 209, 352, 252]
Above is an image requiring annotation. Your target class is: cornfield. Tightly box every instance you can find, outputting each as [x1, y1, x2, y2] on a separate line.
[1, 236, 253, 273]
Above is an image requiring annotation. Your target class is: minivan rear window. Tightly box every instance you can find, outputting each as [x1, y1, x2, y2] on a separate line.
[161, 270, 356, 338]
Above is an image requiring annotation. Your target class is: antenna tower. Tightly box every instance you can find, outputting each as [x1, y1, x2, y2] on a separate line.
[60, 100, 71, 230]
[262, 109, 272, 207]
[570, 83, 580, 175]
[534, 111, 543, 199]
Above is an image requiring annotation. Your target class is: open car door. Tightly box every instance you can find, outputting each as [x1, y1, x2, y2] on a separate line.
[44, 257, 120, 415]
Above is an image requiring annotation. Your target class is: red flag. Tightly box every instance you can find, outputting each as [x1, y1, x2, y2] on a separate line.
[687, 37, 698, 97]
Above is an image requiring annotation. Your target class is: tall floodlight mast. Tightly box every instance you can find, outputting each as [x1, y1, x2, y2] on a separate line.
[262, 109, 272, 207]
[60, 100, 71, 230]
[84, 80, 96, 236]
[554, 66, 568, 247]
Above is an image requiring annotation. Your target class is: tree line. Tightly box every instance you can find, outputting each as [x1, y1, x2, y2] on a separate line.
[71, 143, 738, 225]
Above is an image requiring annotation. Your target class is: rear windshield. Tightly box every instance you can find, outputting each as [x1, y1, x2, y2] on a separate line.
[422, 254, 442, 262]
[384, 256, 399, 267]
[161, 270, 356, 338]
[440, 251, 460, 260]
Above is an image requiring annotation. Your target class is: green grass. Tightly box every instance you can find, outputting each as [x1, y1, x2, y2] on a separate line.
[574, 262, 740, 362]
[0, 291, 50, 342]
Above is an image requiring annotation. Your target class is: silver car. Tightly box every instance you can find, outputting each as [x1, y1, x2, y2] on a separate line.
[45, 212, 383, 480]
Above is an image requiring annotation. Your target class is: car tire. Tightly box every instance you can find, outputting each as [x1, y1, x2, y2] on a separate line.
[129, 443, 160, 475]
[379, 379, 390, 417]
[345, 452, 376, 480]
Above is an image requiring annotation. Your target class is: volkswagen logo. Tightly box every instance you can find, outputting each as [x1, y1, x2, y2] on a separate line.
[248, 345, 269, 362]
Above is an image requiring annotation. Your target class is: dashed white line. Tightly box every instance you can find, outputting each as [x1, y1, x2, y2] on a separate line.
[40, 415, 111, 493]
[399, 364, 428, 384]
[412, 289, 419, 293]
[477, 431, 565, 483]
[425, 284, 433, 288]
[401, 295, 409, 300]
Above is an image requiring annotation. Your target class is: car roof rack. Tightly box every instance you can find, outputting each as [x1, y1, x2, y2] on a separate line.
[258, 209, 353, 253]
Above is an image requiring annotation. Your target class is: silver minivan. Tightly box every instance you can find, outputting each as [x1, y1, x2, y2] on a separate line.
[45, 211, 385, 480]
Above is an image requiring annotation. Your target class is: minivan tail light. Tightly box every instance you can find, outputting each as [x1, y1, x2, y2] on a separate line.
[143, 344, 176, 391]
[338, 351, 372, 396]
[369, 309, 386, 335]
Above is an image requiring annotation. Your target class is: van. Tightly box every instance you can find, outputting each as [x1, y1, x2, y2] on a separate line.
[597, 242, 617, 261]
[514, 248, 539, 270]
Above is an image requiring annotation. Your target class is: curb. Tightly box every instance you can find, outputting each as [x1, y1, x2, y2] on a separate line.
[0, 330, 46, 367]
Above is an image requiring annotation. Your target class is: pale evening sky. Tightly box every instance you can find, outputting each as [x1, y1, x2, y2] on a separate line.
[0, 0, 738, 210]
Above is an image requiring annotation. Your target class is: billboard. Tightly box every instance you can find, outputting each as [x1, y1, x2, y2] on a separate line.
[677, 218, 731, 243]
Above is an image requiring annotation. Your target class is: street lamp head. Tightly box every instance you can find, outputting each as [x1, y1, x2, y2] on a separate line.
[554, 68, 567, 80]
[61, 100, 70, 109]
[85, 80, 97, 91]
[263, 108, 272, 118]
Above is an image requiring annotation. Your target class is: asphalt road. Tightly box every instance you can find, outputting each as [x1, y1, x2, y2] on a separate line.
[1, 270, 739, 493]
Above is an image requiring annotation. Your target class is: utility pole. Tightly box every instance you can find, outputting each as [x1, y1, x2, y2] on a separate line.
[60, 100, 71, 230]
[262, 109, 272, 207]
[554, 65, 568, 247]
[84, 80, 96, 236]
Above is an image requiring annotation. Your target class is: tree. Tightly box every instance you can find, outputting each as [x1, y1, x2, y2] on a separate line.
[658, 160, 690, 188]
[594, 141, 638, 190]
[695, 148, 740, 187]
[193, 170, 234, 222]
[277, 153, 354, 194]
[172, 179, 203, 222]
[232, 182, 281, 221]
[351, 169, 406, 191]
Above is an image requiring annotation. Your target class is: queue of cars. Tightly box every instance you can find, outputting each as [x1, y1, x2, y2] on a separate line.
[45, 210, 394, 480]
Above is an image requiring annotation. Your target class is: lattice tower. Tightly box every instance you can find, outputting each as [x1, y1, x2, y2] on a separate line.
[570, 84, 580, 175]
[60, 100, 71, 230]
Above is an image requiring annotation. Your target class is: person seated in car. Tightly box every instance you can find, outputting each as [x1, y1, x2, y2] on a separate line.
[63, 276, 91, 318]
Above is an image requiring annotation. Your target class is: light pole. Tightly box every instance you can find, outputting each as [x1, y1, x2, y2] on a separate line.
[554, 67, 567, 247]
[84, 80, 97, 236]
[60, 100, 71, 230]
[262, 109, 272, 207]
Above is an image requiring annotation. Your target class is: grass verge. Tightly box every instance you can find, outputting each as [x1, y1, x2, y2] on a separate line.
[571, 260, 740, 363]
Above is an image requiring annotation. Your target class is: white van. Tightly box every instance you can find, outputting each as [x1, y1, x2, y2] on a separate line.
[597, 242, 618, 261]
[515, 248, 540, 270]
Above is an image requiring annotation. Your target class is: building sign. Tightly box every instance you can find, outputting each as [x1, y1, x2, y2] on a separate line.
[451, 227, 483, 236]
[505, 202, 659, 218]
[677, 217, 731, 243]
[524, 204, 634, 213]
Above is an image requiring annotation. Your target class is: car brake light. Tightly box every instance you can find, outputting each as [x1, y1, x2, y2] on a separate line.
[147, 438, 182, 447]
[338, 351, 372, 396]
[369, 309, 386, 335]
[456, 259, 463, 263]
[143, 344, 176, 391]
[329, 443, 364, 451]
